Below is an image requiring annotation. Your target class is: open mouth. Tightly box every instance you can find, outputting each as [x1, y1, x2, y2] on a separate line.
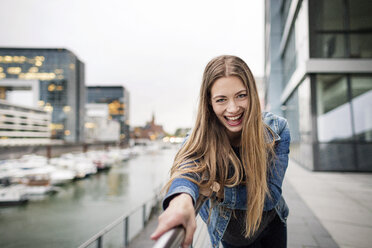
[224, 113, 243, 126]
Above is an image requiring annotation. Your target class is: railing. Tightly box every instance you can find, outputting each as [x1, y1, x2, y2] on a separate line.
[78, 190, 210, 248]
[78, 194, 161, 248]
[152, 195, 208, 248]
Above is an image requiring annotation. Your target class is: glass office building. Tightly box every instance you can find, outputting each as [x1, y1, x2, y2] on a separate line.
[0, 48, 85, 143]
[265, 0, 372, 171]
[87, 86, 130, 144]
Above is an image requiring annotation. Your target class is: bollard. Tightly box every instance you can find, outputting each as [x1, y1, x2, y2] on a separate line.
[97, 236, 102, 248]
[124, 216, 129, 247]
[143, 203, 146, 228]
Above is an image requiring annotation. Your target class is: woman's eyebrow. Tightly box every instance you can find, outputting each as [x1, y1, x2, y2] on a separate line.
[211, 94, 226, 100]
[235, 89, 247, 95]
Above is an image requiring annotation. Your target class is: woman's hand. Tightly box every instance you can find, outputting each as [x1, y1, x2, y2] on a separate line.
[150, 193, 196, 248]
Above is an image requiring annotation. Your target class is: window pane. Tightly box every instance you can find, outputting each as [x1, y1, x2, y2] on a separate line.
[351, 75, 372, 141]
[349, 0, 372, 30]
[312, 0, 344, 31]
[283, 29, 296, 84]
[313, 34, 346, 58]
[281, 0, 292, 31]
[350, 34, 372, 58]
[316, 75, 353, 142]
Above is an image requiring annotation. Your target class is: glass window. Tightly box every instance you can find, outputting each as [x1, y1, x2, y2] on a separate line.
[351, 75, 372, 141]
[283, 29, 296, 84]
[349, 0, 372, 30]
[316, 75, 353, 142]
[280, 0, 292, 31]
[298, 78, 312, 137]
[310, 0, 372, 58]
[313, 34, 346, 58]
[284, 89, 302, 164]
[313, 0, 344, 31]
[350, 34, 372, 58]
[284, 90, 300, 143]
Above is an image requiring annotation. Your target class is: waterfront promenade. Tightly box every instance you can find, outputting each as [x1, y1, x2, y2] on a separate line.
[129, 160, 372, 248]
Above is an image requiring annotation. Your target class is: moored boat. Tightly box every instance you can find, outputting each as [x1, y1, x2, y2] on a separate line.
[0, 184, 28, 206]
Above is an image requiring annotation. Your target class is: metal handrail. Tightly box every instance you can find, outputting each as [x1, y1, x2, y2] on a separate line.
[78, 194, 161, 248]
[152, 195, 208, 248]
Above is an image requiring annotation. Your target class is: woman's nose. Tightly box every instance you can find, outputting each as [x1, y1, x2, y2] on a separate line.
[226, 100, 239, 113]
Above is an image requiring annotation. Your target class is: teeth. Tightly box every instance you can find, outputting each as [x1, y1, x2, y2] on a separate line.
[226, 114, 241, 121]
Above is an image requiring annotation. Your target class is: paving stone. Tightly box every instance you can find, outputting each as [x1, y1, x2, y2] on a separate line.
[315, 235, 339, 248]
[288, 232, 318, 247]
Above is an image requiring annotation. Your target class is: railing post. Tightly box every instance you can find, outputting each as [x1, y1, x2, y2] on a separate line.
[97, 236, 102, 248]
[142, 203, 146, 228]
[124, 216, 129, 247]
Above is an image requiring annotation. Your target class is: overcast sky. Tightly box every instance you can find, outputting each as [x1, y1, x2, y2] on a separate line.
[0, 0, 264, 133]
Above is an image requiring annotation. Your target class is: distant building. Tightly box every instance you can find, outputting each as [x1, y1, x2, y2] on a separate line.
[86, 86, 130, 144]
[84, 103, 120, 142]
[0, 47, 85, 143]
[264, 0, 372, 171]
[0, 99, 52, 146]
[131, 113, 166, 140]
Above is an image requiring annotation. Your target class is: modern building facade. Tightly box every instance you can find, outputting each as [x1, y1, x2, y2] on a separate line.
[265, 0, 372, 171]
[0, 99, 52, 146]
[0, 48, 85, 143]
[85, 103, 120, 142]
[86, 86, 130, 144]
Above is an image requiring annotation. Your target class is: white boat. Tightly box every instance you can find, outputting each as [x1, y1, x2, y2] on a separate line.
[24, 185, 57, 195]
[51, 156, 88, 179]
[11, 166, 57, 195]
[85, 151, 114, 170]
[0, 184, 28, 206]
[49, 168, 75, 185]
[72, 154, 97, 175]
[120, 148, 132, 161]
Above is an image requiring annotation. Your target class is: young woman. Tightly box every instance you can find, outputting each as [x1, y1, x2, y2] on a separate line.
[151, 55, 290, 248]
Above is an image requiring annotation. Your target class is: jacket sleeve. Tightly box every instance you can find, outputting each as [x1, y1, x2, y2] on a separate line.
[162, 177, 200, 210]
[264, 120, 291, 210]
[162, 135, 200, 210]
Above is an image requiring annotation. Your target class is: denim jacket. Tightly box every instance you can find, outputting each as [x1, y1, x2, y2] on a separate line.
[162, 112, 291, 248]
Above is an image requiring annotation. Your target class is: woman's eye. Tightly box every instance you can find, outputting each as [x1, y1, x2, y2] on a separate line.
[237, 94, 247, 98]
[216, 99, 225, 103]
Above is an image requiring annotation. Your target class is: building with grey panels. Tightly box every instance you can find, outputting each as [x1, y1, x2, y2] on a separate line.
[264, 0, 372, 171]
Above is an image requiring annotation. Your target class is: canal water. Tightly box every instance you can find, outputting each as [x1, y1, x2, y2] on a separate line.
[0, 146, 178, 248]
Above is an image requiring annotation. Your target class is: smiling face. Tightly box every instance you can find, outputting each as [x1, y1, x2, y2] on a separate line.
[210, 76, 248, 142]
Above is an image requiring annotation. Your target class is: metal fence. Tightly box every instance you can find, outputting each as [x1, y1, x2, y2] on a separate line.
[78, 190, 209, 248]
[78, 195, 161, 248]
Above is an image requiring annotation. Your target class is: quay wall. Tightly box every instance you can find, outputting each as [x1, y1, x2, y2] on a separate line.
[0, 142, 122, 160]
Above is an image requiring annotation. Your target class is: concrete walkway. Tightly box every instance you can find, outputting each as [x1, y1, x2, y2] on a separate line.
[129, 160, 372, 248]
[286, 160, 372, 248]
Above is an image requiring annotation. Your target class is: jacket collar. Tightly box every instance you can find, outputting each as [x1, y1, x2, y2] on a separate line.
[264, 125, 281, 143]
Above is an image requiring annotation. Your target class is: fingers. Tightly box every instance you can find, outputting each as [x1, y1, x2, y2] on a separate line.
[151, 193, 196, 244]
[182, 220, 196, 248]
[150, 211, 184, 240]
[150, 221, 167, 240]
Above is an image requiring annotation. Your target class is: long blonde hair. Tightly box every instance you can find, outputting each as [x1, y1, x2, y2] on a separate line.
[166, 55, 275, 237]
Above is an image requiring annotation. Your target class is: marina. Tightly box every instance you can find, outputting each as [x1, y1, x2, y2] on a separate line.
[0, 143, 178, 248]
